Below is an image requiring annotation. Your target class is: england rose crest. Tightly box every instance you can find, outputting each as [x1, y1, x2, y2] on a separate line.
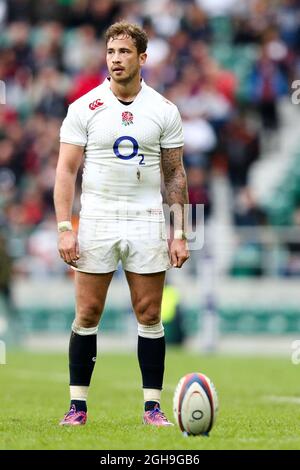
[122, 111, 134, 126]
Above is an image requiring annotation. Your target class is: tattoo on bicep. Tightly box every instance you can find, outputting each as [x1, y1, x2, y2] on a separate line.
[161, 147, 188, 231]
[161, 147, 183, 180]
[161, 147, 188, 202]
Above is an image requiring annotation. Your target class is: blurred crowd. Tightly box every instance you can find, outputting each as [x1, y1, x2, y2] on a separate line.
[0, 0, 300, 280]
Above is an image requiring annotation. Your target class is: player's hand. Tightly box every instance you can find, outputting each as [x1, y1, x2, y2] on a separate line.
[58, 231, 80, 267]
[170, 239, 189, 268]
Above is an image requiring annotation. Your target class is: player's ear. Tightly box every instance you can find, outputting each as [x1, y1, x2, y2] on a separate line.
[139, 52, 147, 66]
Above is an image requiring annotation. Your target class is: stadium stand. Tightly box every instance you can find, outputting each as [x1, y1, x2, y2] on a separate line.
[1, 0, 300, 344]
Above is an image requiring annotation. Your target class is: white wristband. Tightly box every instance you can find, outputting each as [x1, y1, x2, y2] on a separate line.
[57, 221, 72, 233]
[174, 229, 187, 240]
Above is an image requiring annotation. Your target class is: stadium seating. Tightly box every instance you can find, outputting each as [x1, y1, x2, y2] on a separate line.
[265, 146, 300, 226]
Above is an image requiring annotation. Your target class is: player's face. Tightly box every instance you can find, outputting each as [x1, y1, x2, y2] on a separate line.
[106, 36, 147, 84]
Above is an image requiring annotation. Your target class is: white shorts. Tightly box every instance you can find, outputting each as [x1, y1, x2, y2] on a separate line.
[74, 218, 171, 274]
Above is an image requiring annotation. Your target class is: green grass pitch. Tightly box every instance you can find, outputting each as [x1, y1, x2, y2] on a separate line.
[0, 349, 300, 450]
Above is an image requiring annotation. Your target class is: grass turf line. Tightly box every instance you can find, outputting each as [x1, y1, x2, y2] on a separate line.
[0, 350, 299, 450]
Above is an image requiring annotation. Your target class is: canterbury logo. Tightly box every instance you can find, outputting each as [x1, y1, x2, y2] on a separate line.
[89, 99, 104, 110]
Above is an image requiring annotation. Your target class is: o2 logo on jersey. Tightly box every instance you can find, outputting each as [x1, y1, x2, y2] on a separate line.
[113, 136, 145, 165]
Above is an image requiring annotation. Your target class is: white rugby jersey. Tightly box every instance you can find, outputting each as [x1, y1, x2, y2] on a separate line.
[60, 78, 184, 220]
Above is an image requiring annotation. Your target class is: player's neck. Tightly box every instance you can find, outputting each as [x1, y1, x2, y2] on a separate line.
[110, 75, 142, 102]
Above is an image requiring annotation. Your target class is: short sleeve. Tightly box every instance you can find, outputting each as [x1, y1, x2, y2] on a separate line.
[160, 105, 184, 148]
[60, 103, 87, 146]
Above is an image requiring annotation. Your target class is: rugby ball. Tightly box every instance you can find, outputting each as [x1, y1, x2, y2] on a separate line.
[173, 372, 218, 436]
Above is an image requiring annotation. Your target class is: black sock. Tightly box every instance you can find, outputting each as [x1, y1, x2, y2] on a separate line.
[69, 331, 97, 387]
[145, 400, 160, 411]
[71, 400, 87, 412]
[137, 335, 165, 389]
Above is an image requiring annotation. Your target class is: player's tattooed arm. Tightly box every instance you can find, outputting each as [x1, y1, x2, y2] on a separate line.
[161, 146, 188, 231]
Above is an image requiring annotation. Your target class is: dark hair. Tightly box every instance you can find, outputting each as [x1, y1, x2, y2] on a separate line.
[105, 21, 148, 54]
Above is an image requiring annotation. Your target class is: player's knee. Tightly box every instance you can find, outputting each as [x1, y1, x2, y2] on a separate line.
[76, 302, 101, 328]
[135, 297, 160, 325]
[141, 310, 160, 325]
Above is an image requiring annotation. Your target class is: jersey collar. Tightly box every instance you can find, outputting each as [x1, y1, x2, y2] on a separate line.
[103, 77, 145, 105]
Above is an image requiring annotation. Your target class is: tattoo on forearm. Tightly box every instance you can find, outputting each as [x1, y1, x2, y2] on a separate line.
[161, 147, 188, 230]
